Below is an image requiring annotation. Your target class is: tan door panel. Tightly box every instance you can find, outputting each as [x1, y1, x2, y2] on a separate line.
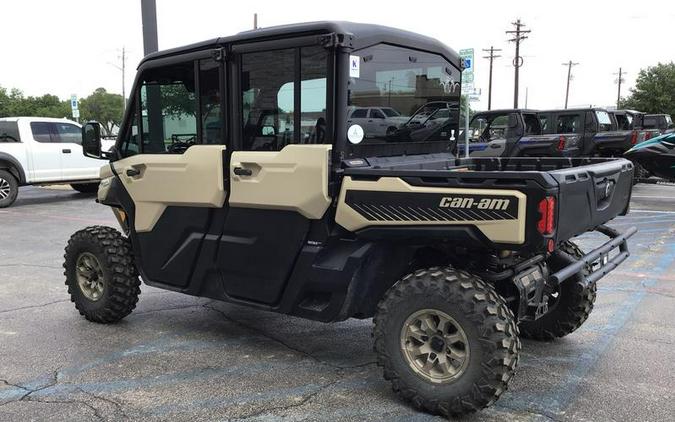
[336, 176, 527, 244]
[229, 145, 332, 219]
[113, 146, 227, 232]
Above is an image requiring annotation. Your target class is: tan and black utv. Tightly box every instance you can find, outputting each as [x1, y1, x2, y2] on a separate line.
[65, 22, 636, 416]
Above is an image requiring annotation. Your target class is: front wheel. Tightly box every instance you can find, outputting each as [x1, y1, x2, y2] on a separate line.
[0, 169, 19, 208]
[373, 267, 520, 417]
[63, 226, 140, 323]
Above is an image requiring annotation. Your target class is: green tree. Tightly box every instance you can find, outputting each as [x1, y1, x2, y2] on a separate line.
[620, 62, 675, 116]
[0, 86, 70, 118]
[79, 88, 124, 135]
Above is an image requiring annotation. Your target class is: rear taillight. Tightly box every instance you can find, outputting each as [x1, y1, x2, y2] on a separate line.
[644, 131, 652, 140]
[557, 135, 566, 151]
[630, 130, 638, 145]
[537, 197, 556, 235]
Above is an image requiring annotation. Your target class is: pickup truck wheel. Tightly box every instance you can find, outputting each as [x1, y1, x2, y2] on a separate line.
[519, 241, 596, 341]
[63, 226, 140, 323]
[373, 267, 520, 416]
[0, 170, 19, 208]
[71, 183, 100, 194]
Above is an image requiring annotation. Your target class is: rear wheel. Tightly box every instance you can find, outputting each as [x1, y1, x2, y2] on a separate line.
[0, 169, 19, 208]
[519, 241, 596, 341]
[63, 226, 140, 323]
[373, 267, 520, 416]
[71, 182, 100, 194]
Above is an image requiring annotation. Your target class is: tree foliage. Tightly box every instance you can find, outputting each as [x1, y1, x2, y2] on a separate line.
[0, 86, 124, 135]
[0, 86, 70, 118]
[620, 62, 675, 116]
[79, 88, 124, 135]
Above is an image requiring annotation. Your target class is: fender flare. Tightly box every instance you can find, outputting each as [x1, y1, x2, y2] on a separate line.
[0, 152, 27, 184]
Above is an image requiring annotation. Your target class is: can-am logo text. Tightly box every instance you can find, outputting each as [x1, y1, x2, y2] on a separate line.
[439, 196, 510, 211]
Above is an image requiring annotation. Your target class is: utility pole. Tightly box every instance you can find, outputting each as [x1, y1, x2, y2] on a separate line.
[506, 19, 530, 108]
[254, 13, 258, 29]
[525, 87, 529, 108]
[482, 46, 501, 110]
[614, 67, 625, 109]
[107, 47, 127, 113]
[562, 60, 579, 109]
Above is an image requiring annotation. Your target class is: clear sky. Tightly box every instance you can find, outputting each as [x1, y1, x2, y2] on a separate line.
[2, 0, 673, 111]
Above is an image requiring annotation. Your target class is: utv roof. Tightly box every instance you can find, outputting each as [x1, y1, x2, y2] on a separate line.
[611, 109, 644, 115]
[539, 107, 608, 113]
[474, 109, 539, 115]
[139, 21, 461, 68]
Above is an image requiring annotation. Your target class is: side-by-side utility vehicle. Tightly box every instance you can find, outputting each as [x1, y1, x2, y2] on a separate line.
[63, 22, 636, 417]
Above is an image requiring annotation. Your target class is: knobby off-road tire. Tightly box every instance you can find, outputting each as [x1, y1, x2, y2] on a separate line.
[373, 267, 520, 416]
[71, 182, 100, 194]
[63, 226, 140, 323]
[0, 169, 19, 208]
[519, 241, 596, 341]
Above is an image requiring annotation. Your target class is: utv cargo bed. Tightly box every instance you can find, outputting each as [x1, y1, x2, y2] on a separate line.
[340, 155, 633, 252]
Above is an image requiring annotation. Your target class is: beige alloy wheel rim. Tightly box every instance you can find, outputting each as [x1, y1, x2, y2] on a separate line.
[400, 308, 470, 384]
[76, 252, 105, 301]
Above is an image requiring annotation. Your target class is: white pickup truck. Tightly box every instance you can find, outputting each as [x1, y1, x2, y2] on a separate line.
[0, 117, 114, 208]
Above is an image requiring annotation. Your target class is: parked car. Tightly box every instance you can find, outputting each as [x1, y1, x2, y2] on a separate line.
[538, 107, 634, 156]
[0, 117, 115, 207]
[643, 113, 674, 135]
[457, 109, 581, 157]
[347, 106, 409, 137]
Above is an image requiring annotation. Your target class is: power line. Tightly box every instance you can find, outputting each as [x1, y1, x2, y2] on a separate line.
[506, 19, 531, 108]
[482, 46, 502, 110]
[562, 60, 579, 109]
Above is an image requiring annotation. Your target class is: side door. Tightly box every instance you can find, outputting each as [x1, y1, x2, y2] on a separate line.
[471, 114, 509, 157]
[367, 108, 388, 136]
[223, 42, 332, 305]
[54, 121, 103, 180]
[111, 54, 229, 289]
[22, 120, 63, 182]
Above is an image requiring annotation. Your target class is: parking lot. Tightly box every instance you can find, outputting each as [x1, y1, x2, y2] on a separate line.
[0, 183, 674, 422]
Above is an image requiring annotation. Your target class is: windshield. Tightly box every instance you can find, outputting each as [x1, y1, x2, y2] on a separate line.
[346, 43, 461, 150]
[595, 111, 612, 132]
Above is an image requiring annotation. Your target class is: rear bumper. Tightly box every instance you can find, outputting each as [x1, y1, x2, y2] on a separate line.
[550, 225, 637, 286]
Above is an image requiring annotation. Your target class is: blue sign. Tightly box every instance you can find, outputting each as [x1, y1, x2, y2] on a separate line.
[464, 58, 472, 70]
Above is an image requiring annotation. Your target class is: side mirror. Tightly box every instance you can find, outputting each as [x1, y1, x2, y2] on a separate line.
[82, 121, 103, 159]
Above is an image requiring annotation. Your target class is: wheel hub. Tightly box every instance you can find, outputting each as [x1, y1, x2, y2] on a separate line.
[75, 252, 105, 301]
[0, 178, 10, 200]
[400, 309, 470, 384]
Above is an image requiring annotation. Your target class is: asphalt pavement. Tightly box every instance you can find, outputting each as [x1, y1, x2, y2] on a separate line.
[1, 183, 674, 421]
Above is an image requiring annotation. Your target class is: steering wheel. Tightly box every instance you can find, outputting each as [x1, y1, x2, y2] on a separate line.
[168, 140, 194, 154]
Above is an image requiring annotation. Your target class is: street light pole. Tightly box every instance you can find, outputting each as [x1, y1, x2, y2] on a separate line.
[141, 0, 158, 55]
[482, 46, 501, 110]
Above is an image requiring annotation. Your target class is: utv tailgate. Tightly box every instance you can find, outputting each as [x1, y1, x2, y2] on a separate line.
[547, 158, 633, 242]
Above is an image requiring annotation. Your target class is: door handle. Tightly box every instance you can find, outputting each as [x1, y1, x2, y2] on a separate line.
[126, 168, 141, 177]
[233, 167, 252, 176]
[490, 144, 501, 149]
[62, 149, 71, 153]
